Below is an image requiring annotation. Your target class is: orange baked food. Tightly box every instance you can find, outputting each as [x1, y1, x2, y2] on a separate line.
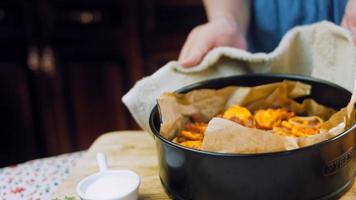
[173, 105, 324, 149]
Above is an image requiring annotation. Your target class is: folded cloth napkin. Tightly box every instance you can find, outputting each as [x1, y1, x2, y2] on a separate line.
[122, 21, 356, 133]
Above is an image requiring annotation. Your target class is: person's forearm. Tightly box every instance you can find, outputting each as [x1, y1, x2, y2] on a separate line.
[203, 0, 250, 34]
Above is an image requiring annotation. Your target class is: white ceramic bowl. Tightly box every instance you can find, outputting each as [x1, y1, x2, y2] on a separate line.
[76, 153, 140, 200]
[76, 170, 140, 200]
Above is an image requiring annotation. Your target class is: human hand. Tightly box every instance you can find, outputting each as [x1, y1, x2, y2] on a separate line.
[178, 18, 248, 68]
[341, 0, 356, 44]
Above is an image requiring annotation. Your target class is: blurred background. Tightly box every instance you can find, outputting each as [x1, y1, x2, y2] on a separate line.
[0, 0, 206, 167]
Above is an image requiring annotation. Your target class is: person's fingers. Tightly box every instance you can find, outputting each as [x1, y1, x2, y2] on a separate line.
[181, 34, 215, 67]
[178, 19, 249, 68]
[180, 43, 212, 68]
[349, 16, 356, 44]
[341, 16, 348, 29]
[232, 36, 248, 50]
[342, 0, 356, 44]
[179, 27, 215, 68]
[179, 51, 205, 68]
[350, 26, 356, 44]
[341, 15, 356, 45]
[179, 40, 203, 68]
[178, 29, 197, 64]
[180, 34, 247, 67]
[213, 26, 247, 50]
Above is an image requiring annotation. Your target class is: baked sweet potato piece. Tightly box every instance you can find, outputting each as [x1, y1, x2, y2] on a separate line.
[254, 108, 294, 130]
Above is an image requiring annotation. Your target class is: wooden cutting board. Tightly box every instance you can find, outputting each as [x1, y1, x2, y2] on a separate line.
[53, 131, 355, 199]
[53, 131, 168, 199]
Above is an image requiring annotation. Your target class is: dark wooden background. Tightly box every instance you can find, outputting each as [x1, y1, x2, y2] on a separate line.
[0, 0, 206, 167]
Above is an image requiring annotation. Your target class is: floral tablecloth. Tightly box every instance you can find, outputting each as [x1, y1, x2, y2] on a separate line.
[0, 152, 83, 200]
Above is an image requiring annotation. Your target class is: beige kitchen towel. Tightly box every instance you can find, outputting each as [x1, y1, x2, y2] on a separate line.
[122, 21, 356, 133]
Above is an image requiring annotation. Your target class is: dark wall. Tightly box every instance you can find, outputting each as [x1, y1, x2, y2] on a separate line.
[0, 0, 206, 167]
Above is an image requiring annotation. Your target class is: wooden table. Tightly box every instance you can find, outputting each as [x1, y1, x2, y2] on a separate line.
[53, 131, 356, 199]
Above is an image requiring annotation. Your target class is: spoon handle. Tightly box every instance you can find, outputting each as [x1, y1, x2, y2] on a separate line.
[96, 152, 108, 172]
